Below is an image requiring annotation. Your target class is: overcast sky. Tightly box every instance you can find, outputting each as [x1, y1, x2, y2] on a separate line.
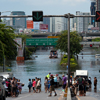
[1, 0, 91, 15]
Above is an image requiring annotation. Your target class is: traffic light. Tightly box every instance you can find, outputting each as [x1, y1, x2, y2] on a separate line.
[96, 11, 100, 22]
[0, 12, 1, 22]
[32, 11, 43, 22]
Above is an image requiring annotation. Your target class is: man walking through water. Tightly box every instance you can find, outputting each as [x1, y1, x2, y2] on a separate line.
[48, 75, 57, 97]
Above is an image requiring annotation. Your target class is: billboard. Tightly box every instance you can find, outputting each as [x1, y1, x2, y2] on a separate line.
[27, 20, 33, 29]
[40, 24, 48, 32]
[34, 22, 40, 29]
[91, 27, 99, 30]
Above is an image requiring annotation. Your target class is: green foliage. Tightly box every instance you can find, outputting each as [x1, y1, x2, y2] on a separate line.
[56, 30, 82, 56]
[60, 54, 77, 67]
[0, 24, 18, 64]
[92, 38, 100, 42]
[25, 47, 36, 59]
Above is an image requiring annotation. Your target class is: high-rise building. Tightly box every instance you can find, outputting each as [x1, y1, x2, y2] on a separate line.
[90, 0, 96, 26]
[83, 12, 91, 32]
[52, 17, 67, 33]
[43, 17, 52, 32]
[76, 11, 90, 32]
[10, 11, 26, 29]
[76, 11, 83, 32]
[95, 0, 100, 29]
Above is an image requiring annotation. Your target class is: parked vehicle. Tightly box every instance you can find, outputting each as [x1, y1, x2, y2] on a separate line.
[0, 76, 6, 100]
[95, 54, 100, 58]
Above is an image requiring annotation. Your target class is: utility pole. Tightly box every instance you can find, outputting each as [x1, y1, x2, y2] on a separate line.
[68, 13, 70, 88]
[0, 12, 1, 22]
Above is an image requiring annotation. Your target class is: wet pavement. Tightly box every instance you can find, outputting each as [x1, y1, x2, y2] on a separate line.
[78, 47, 100, 100]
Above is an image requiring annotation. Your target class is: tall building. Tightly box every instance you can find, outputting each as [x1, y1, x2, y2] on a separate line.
[76, 11, 90, 32]
[10, 11, 26, 29]
[95, 0, 100, 29]
[90, 0, 96, 26]
[52, 17, 67, 33]
[76, 11, 83, 32]
[83, 12, 91, 32]
[43, 17, 52, 32]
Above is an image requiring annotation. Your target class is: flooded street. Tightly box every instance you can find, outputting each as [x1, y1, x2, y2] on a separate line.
[78, 47, 100, 100]
[0, 47, 100, 99]
[7, 50, 66, 92]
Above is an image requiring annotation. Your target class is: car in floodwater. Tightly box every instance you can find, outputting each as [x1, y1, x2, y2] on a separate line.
[49, 50, 58, 58]
[95, 54, 100, 58]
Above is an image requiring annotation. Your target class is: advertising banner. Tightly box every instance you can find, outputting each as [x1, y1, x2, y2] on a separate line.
[91, 27, 99, 30]
[34, 22, 40, 29]
[40, 24, 48, 32]
[27, 20, 33, 29]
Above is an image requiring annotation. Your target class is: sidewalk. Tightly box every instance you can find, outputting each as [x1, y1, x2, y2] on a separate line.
[76, 96, 98, 100]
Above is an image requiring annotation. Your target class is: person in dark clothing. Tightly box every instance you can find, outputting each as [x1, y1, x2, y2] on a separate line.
[78, 76, 83, 96]
[94, 77, 97, 89]
[48, 75, 57, 97]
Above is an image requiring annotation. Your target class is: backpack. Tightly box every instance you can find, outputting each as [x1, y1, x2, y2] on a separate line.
[28, 81, 32, 87]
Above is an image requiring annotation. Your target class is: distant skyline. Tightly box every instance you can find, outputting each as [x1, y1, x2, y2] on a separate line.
[1, 0, 91, 17]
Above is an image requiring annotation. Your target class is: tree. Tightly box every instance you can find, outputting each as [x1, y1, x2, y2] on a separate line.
[0, 24, 18, 64]
[56, 30, 82, 57]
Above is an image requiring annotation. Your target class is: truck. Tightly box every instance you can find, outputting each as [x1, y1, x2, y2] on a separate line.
[74, 70, 88, 79]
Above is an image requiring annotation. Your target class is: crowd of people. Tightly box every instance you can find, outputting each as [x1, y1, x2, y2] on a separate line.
[28, 77, 41, 93]
[62, 74, 98, 97]
[3, 73, 98, 98]
[3, 77, 24, 97]
[27, 73, 57, 97]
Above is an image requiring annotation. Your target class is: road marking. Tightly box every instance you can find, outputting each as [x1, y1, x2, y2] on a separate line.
[14, 94, 31, 100]
[76, 96, 80, 100]
[58, 92, 64, 100]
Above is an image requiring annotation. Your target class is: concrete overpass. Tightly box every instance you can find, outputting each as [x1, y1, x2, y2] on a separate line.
[79, 32, 100, 37]
[21, 32, 62, 37]
[80, 42, 100, 47]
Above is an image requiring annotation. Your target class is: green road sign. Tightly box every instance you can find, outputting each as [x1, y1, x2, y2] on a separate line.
[32, 11, 43, 22]
[26, 38, 58, 46]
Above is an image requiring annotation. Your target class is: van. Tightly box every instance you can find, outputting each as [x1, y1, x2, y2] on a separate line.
[95, 54, 100, 58]
[74, 70, 88, 79]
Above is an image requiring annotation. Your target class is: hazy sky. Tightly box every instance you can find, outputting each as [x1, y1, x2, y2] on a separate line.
[1, 0, 90, 16]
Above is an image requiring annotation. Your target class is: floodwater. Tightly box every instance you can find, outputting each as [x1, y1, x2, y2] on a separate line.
[78, 47, 100, 99]
[0, 47, 100, 99]
[4, 50, 67, 92]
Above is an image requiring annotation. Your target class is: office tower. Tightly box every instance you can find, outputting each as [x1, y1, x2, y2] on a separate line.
[76, 11, 83, 32]
[76, 11, 90, 32]
[95, 0, 100, 29]
[43, 17, 52, 32]
[90, 0, 96, 26]
[10, 11, 26, 29]
[52, 17, 67, 33]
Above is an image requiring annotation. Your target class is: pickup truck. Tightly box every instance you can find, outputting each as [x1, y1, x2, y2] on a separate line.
[0, 76, 6, 100]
